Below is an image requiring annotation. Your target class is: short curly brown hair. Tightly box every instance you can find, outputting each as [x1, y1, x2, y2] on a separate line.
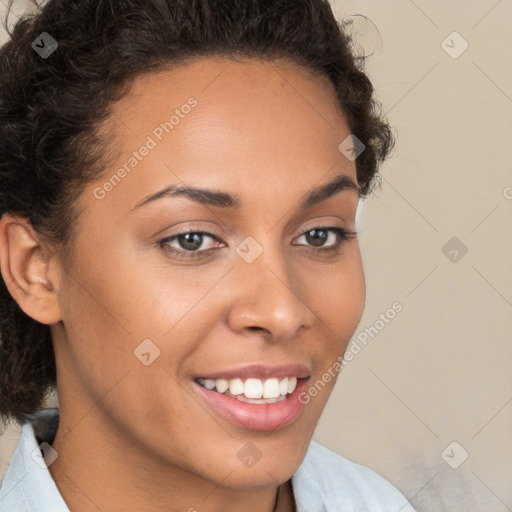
[0, 0, 394, 426]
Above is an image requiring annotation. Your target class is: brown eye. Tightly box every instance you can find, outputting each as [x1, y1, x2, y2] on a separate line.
[294, 227, 357, 251]
[303, 228, 330, 247]
[158, 230, 222, 259]
[176, 232, 205, 251]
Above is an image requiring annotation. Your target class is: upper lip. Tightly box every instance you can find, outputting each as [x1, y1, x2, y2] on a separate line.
[195, 363, 311, 381]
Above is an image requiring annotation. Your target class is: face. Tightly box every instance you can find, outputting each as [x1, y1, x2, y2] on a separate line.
[51, 57, 365, 489]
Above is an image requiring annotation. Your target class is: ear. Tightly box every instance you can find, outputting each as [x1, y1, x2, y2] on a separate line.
[0, 213, 62, 325]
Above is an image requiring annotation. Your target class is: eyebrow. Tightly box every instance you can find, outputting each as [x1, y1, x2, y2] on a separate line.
[131, 172, 360, 212]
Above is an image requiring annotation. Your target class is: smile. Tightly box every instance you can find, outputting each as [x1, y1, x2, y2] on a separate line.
[193, 364, 311, 431]
[196, 376, 298, 404]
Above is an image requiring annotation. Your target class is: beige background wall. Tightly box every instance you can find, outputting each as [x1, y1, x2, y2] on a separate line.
[1, 1, 511, 511]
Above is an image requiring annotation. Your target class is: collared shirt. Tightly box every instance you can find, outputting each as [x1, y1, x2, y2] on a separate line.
[0, 409, 416, 512]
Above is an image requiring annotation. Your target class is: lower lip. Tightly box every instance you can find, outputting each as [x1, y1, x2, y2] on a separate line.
[193, 378, 309, 431]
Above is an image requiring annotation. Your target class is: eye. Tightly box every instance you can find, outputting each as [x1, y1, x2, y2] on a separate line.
[157, 226, 357, 260]
[158, 230, 223, 259]
[293, 226, 357, 254]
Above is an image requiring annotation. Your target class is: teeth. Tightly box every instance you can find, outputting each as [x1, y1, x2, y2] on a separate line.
[204, 379, 216, 390]
[198, 376, 300, 400]
[215, 379, 229, 394]
[263, 378, 281, 399]
[279, 377, 289, 396]
[229, 378, 244, 396]
[244, 378, 263, 399]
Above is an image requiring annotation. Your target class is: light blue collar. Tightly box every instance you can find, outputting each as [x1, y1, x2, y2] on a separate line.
[0, 420, 70, 511]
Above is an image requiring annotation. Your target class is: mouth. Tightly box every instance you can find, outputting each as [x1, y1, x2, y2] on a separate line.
[192, 364, 311, 431]
[196, 376, 300, 404]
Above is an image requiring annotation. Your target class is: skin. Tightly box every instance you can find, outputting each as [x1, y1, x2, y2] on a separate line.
[0, 57, 365, 512]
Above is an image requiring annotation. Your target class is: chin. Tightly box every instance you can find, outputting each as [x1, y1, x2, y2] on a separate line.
[212, 434, 309, 488]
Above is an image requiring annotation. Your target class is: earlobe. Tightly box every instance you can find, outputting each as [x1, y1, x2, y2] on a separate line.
[0, 213, 62, 325]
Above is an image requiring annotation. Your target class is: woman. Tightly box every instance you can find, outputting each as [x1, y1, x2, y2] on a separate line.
[0, 1, 416, 510]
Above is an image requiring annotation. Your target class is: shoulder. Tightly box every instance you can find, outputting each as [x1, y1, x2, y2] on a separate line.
[292, 440, 417, 512]
[0, 415, 69, 512]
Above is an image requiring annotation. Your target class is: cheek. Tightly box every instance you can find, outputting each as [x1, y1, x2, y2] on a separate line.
[310, 244, 365, 339]
[57, 255, 199, 444]
[55, 241, 163, 404]
[57, 267, 137, 398]
[56, 237, 232, 405]
[304, 244, 365, 383]
[295, 250, 365, 419]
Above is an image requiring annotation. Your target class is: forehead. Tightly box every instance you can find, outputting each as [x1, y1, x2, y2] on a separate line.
[85, 56, 357, 214]
[118, 56, 341, 116]
[106, 55, 350, 154]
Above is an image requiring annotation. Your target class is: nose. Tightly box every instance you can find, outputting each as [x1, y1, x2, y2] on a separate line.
[225, 245, 315, 342]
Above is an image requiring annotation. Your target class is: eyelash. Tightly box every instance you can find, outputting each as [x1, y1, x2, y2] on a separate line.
[157, 226, 357, 260]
